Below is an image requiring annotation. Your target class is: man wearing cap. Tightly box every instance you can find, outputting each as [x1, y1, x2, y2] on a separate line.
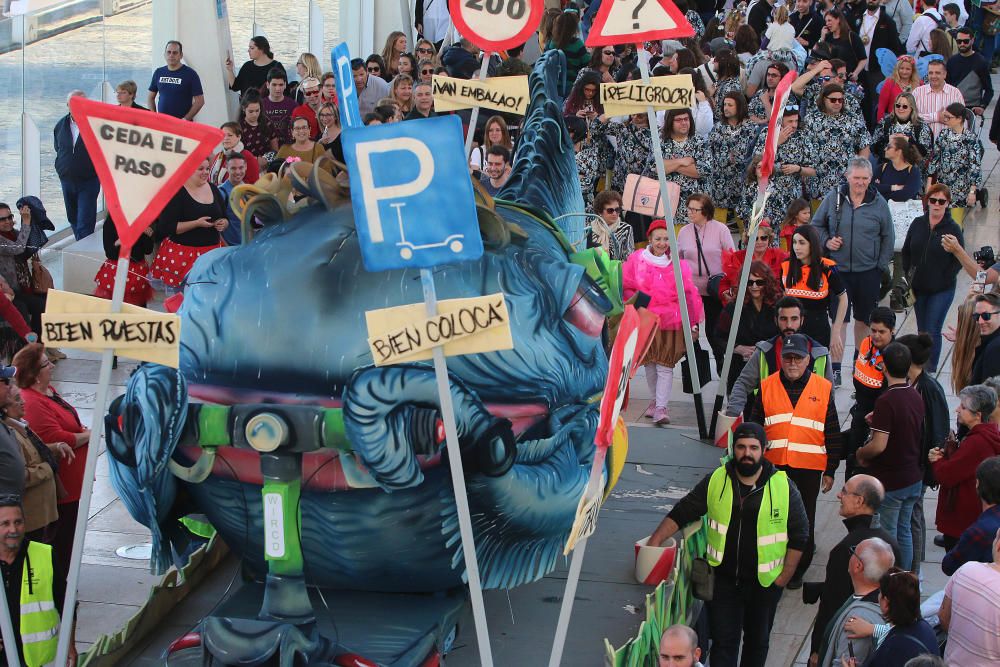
[0, 365, 25, 497]
[748, 333, 842, 589]
[649, 421, 809, 667]
[0, 494, 77, 666]
[726, 296, 833, 420]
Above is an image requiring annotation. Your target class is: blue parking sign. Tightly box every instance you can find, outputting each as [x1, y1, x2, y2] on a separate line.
[342, 115, 483, 272]
[331, 43, 362, 129]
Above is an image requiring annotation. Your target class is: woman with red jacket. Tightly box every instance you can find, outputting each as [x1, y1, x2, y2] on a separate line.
[717, 220, 788, 305]
[12, 343, 91, 576]
[929, 384, 1000, 550]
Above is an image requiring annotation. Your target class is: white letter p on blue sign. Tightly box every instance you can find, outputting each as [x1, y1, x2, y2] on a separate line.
[342, 114, 483, 272]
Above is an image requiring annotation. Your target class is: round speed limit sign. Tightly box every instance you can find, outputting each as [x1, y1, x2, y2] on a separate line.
[449, 0, 544, 52]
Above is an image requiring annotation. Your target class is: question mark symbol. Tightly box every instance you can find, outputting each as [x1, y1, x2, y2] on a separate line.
[632, 0, 648, 30]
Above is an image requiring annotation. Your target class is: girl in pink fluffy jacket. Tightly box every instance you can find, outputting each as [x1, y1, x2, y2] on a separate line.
[622, 219, 705, 425]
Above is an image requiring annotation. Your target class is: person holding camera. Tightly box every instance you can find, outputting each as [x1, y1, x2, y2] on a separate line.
[900, 183, 965, 372]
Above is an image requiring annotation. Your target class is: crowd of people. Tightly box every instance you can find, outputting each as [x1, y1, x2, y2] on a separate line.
[2, 0, 1000, 665]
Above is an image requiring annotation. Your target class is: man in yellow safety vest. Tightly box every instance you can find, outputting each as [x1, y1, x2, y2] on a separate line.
[0, 494, 76, 666]
[648, 422, 809, 667]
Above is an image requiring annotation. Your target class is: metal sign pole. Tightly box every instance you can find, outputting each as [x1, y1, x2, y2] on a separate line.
[463, 51, 493, 160]
[637, 47, 706, 438]
[712, 192, 770, 436]
[54, 255, 131, 667]
[419, 268, 494, 667]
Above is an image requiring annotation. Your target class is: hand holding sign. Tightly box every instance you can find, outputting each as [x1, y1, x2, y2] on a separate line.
[450, 0, 544, 52]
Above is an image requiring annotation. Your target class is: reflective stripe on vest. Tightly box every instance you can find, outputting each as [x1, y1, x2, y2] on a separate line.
[754, 341, 829, 397]
[19, 541, 60, 667]
[780, 258, 835, 300]
[853, 336, 885, 389]
[705, 466, 791, 586]
[761, 372, 832, 471]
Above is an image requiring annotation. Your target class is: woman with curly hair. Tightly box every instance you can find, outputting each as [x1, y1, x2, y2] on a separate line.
[714, 260, 783, 391]
[563, 71, 603, 121]
[876, 56, 922, 122]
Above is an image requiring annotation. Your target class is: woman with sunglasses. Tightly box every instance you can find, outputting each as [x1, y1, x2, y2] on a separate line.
[805, 83, 871, 201]
[414, 39, 441, 67]
[12, 343, 91, 577]
[364, 55, 387, 84]
[714, 260, 782, 391]
[871, 92, 933, 168]
[782, 224, 848, 359]
[876, 57, 921, 122]
[587, 190, 634, 261]
[581, 44, 619, 84]
[718, 220, 788, 305]
[900, 184, 964, 372]
[644, 108, 710, 225]
[927, 103, 984, 223]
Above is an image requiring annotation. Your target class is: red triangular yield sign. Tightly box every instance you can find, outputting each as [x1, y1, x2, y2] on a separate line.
[68, 97, 223, 253]
[586, 0, 694, 48]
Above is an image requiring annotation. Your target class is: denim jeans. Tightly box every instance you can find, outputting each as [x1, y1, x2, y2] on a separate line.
[59, 176, 100, 240]
[880, 480, 923, 570]
[914, 287, 955, 373]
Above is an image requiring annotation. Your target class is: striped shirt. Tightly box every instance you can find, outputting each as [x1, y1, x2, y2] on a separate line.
[912, 83, 964, 137]
[943, 561, 1000, 665]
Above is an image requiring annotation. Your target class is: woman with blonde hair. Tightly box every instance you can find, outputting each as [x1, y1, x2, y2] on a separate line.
[381, 30, 408, 79]
[951, 298, 981, 394]
[390, 74, 414, 115]
[414, 38, 441, 67]
[876, 56, 922, 121]
[294, 52, 322, 102]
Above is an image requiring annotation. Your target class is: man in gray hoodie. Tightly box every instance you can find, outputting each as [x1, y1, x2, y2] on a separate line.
[812, 157, 894, 354]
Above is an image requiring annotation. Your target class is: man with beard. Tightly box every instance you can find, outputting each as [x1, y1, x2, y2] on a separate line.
[649, 421, 809, 667]
[726, 296, 833, 420]
[748, 334, 842, 589]
[946, 26, 993, 117]
[748, 63, 790, 124]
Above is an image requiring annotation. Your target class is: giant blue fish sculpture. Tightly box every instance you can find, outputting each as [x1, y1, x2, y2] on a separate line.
[105, 52, 623, 666]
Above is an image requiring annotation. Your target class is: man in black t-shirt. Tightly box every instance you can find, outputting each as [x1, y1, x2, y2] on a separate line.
[855, 342, 925, 570]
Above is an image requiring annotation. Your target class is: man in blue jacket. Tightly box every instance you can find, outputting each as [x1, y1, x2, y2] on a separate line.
[53, 90, 100, 240]
[812, 157, 894, 355]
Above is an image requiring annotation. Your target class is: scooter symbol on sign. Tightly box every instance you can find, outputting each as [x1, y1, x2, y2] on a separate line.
[390, 202, 465, 260]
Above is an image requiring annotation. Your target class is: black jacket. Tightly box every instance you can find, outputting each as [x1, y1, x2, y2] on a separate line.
[901, 213, 964, 295]
[850, 7, 903, 69]
[971, 328, 1000, 386]
[913, 370, 950, 487]
[807, 514, 901, 653]
[747, 0, 774, 41]
[667, 458, 810, 582]
[791, 9, 824, 49]
[53, 113, 97, 181]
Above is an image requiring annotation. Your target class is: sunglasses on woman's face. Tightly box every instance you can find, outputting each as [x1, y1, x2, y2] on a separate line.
[421, 68, 434, 75]
[604, 206, 621, 214]
[417, 47, 433, 54]
[894, 103, 909, 109]
[927, 197, 949, 205]
[367, 66, 380, 73]
[747, 279, 767, 287]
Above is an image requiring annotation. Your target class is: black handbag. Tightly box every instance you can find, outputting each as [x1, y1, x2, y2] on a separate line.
[681, 344, 712, 393]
